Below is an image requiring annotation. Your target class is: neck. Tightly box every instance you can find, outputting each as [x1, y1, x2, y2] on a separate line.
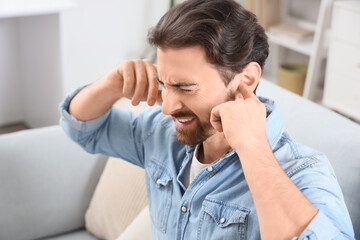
[197, 132, 231, 164]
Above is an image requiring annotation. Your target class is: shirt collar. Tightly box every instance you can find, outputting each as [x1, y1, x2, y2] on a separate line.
[259, 96, 284, 150]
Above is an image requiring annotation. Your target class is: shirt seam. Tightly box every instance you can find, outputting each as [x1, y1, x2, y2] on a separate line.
[142, 110, 165, 147]
[286, 156, 322, 178]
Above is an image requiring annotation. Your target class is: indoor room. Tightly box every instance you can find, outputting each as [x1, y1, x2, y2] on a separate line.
[0, 0, 359, 239]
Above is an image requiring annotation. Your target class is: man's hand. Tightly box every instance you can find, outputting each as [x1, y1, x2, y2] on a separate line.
[105, 59, 161, 106]
[69, 59, 160, 121]
[210, 83, 267, 152]
[211, 82, 318, 239]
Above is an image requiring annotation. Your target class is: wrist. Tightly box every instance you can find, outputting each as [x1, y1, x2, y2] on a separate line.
[233, 134, 269, 154]
[234, 136, 278, 169]
[98, 72, 124, 101]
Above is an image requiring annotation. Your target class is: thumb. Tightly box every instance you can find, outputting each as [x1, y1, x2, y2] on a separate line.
[210, 106, 223, 132]
[156, 90, 163, 103]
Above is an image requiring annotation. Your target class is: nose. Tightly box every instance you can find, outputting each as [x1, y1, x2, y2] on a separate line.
[161, 89, 184, 116]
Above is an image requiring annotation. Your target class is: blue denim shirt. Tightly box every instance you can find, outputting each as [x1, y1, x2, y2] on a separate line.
[59, 88, 354, 240]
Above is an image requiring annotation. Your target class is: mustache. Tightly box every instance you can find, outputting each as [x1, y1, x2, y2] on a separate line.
[171, 110, 197, 118]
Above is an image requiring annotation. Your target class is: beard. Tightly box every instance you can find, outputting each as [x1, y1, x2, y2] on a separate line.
[172, 90, 236, 146]
[172, 110, 215, 146]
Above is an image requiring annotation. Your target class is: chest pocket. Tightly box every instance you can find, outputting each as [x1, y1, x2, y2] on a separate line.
[146, 159, 173, 234]
[198, 199, 250, 240]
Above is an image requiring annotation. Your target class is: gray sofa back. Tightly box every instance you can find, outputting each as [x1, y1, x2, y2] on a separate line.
[0, 126, 108, 240]
[257, 80, 360, 237]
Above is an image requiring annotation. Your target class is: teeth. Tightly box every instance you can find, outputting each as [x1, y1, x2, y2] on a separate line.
[178, 118, 193, 123]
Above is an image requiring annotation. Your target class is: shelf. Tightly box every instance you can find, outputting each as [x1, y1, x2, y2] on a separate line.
[264, 0, 335, 101]
[266, 31, 313, 56]
[0, 0, 77, 19]
[267, 29, 329, 59]
[285, 16, 316, 32]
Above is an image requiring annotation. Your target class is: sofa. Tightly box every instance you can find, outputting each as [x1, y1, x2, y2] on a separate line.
[0, 79, 359, 240]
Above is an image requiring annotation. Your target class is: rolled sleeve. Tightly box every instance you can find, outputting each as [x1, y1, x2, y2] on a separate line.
[289, 158, 355, 240]
[58, 85, 118, 158]
[58, 85, 112, 133]
[293, 210, 344, 240]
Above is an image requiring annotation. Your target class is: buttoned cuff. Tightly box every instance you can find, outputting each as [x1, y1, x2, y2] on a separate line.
[58, 85, 112, 132]
[292, 210, 340, 240]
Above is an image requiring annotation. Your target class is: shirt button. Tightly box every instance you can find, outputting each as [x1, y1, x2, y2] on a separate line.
[181, 206, 187, 212]
[207, 166, 213, 172]
[220, 217, 226, 224]
[156, 179, 161, 184]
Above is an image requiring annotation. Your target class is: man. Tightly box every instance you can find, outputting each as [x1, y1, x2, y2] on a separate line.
[59, 0, 355, 239]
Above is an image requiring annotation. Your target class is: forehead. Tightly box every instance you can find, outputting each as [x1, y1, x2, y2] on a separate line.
[157, 46, 221, 84]
[157, 45, 207, 64]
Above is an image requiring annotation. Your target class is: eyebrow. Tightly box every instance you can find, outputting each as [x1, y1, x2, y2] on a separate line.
[156, 74, 197, 88]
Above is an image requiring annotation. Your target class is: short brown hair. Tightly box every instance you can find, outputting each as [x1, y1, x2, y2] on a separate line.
[148, 0, 269, 85]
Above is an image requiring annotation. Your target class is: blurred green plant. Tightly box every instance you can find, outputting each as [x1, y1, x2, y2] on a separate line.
[141, 0, 176, 62]
[169, 0, 175, 9]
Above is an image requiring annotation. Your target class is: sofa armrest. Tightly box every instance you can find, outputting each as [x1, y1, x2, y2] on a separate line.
[0, 125, 108, 240]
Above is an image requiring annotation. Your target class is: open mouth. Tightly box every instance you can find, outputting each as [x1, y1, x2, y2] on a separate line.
[174, 117, 195, 127]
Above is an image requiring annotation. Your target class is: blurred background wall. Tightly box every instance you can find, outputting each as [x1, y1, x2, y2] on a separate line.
[0, 0, 325, 130]
[0, 0, 168, 129]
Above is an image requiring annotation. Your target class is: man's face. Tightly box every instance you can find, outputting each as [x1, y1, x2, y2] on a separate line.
[157, 46, 235, 146]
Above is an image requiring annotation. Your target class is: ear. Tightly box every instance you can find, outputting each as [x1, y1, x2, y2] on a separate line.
[237, 62, 261, 92]
[231, 62, 261, 92]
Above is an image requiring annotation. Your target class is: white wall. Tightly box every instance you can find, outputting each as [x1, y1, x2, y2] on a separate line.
[0, 18, 24, 125]
[0, 0, 168, 128]
[60, 0, 168, 95]
[18, 14, 63, 128]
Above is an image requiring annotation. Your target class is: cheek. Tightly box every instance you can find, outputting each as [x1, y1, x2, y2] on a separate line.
[183, 87, 228, 117]
[195, 91, 228, 109]
[202, 96, 229, 120]
[189, 99, 216, 121]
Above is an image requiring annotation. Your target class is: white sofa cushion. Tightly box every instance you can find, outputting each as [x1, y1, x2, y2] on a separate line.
[116, 206, 151, 240]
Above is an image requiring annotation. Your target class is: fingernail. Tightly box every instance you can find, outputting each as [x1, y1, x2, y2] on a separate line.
[148, 100, 155, 106]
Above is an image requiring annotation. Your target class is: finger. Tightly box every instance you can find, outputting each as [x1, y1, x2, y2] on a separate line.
[132, 60, 148, 105]
[144, 60, 158, 106]
[235, 91, 244, 101]
[157, 90, 163, 103]
[122, 61, 136, 98]
[238, 82, 257, 100]
[210, 106, 223, 132]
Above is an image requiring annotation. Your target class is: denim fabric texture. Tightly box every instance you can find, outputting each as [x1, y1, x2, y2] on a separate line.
[59, 87, 354, 240]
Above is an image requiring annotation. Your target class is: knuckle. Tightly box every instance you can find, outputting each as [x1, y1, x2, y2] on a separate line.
[122, 85, 132, 95]
[123, 75, 133, 88]
[123, 71, 133, 82]
[133, 59, 144, 66]
[123, 60, 134, 67]
[137, 73, 147, 84]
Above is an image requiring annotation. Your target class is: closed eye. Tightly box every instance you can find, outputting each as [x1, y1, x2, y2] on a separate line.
[180, 89, 193, 92]
[156, 74, 197, 92]
[156, 74, 164, 86]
